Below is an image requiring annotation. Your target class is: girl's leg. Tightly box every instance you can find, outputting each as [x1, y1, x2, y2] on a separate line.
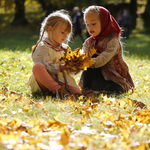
[92, 68, 124, 93]
[67, 85, 82, 95]
[91, 67, 103, 91]
[82, 68, 94, 90]
[58, 82, 81, 95]
[82, 54, 100, 90]
[105, 81, 124, 93]
[33, 62, 61, 94]
[33, 63, 82, 95]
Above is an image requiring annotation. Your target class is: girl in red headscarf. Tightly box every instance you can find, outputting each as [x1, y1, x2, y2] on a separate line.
[79, 5, 134, 95]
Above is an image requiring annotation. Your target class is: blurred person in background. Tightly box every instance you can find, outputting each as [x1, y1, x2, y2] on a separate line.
[120, 9, 132, 39]
[73, 6, 84, 42]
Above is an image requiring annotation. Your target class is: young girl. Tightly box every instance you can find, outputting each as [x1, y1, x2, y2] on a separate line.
[80, 6, 134, 95]
[28, 10, 82, 98]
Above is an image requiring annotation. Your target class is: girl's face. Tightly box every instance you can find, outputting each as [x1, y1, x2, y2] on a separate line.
[85, 12, 101, 37]
[48, 24, 69, 47]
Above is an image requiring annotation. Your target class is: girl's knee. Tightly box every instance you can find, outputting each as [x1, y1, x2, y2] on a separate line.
[32, 62, 45, 73]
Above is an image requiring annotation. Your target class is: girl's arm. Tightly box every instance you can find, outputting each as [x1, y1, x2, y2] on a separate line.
[82, 38, 120, 70]
[91, 39, 120, 68]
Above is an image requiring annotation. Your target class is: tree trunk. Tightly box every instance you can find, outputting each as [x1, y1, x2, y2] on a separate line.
[142, 0, 150, 28]
[129, 0, 137, 29]
[144, 0, 150, 16]
[37, 0, 47, 10]
[11, 0, 28, 26]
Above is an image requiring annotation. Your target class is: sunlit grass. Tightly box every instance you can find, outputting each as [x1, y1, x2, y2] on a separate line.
[1, 14, 150, 149]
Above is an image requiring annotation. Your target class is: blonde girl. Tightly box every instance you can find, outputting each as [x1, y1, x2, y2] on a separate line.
[28, 10, 82, 98]
[79, 6, 134, 95]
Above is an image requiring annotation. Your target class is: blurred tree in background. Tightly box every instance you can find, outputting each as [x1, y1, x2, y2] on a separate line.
[142, 0, 150, 27]
[13, 0, 28, 25]
[0, 0, 149, 29]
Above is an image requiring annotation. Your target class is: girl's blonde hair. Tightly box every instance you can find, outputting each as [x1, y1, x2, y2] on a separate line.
[32, 10, 72, 55]
[83, 5, 100, 21]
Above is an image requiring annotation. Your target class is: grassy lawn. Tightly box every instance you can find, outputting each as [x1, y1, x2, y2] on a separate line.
[0, 14, 150, 149]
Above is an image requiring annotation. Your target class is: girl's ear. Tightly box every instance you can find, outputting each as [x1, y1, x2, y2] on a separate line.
[48, 26, 53, 32]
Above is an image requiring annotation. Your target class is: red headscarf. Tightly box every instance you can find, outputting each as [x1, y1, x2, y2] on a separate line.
[89, 6, 121, 53]
[93, 6, 121, 40]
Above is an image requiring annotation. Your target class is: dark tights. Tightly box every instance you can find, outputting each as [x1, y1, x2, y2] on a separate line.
[82, 67, 124, 93]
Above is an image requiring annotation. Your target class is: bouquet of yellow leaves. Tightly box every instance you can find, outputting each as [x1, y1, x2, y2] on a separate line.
[60, 47, 96, 71]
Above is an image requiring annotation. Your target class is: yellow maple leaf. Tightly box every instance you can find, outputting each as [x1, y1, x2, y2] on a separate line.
[0, 103, 5, 109]
[0, 131, 20, 141]
[88, 47, 96, 57]
[54, 117, 67, 127]
[22, 105, 30, 112]
[9, 118, 22, 128]
[59, 126, 70, 146]
[118, 100, 126, 108]
[48, 117, 66, 128]
[143, 75, 149, 81]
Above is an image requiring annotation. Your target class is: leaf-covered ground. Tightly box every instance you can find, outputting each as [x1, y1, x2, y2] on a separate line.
[0, 48, 150, 150]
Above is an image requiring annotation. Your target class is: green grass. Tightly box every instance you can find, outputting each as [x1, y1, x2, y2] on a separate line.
[1, 14, 150, 149]
[124, 29, 150, 59]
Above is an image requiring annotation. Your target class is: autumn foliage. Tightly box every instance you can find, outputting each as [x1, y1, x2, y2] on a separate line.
[60, 47, 96, 71]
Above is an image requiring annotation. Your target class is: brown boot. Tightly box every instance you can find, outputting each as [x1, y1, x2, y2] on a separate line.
[83, 88, 93, 96]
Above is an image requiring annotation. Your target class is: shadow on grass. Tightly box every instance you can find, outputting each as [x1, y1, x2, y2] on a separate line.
[0, 12, 45, 52]
[0, 12, 150, 60]
[0, 25, 84, 52]
[0, 25, 40, 52]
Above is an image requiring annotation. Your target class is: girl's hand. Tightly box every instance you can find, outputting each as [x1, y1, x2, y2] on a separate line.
[69, 69, 81, 75]
[60, 64, 67, 71]
[61, 64, 81, 74]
